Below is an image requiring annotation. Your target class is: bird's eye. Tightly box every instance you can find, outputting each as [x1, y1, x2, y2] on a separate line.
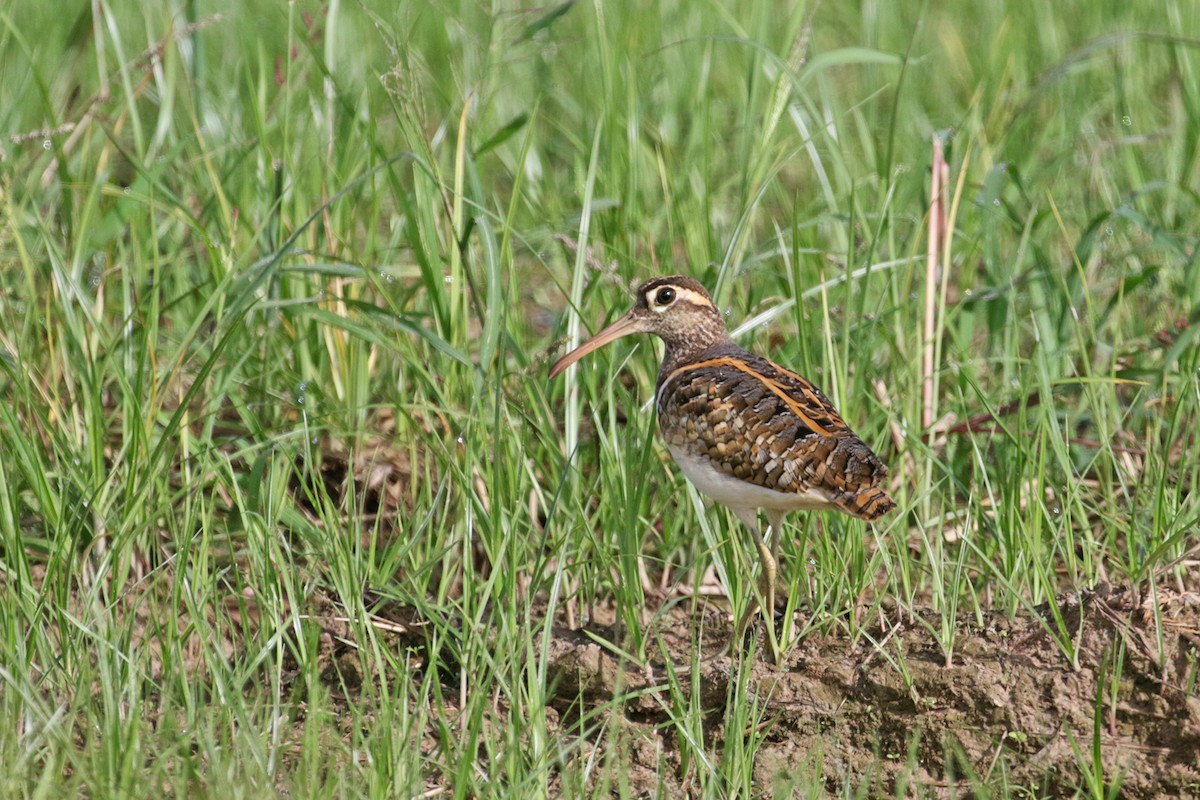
[655, 287, 676, 306]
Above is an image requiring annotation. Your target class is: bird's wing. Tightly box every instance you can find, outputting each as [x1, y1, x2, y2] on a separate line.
[657, 349, 894, 520]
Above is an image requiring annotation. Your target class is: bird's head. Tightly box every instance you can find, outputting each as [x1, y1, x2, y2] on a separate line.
[549, 276, 727, 379]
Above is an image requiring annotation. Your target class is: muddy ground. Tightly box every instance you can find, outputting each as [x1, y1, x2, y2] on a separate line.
[327, 581, 1200, 797]
[511, 583, 1200, 798]
[23, 551, 1198, 795]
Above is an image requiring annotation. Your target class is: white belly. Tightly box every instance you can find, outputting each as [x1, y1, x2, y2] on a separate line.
[667, 445, 834, 512]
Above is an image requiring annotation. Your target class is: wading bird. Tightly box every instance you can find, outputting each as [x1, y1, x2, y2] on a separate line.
[550, 276, 894, 663]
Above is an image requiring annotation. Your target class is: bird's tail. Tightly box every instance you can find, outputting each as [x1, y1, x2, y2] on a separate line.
[838, 487, 895, 521]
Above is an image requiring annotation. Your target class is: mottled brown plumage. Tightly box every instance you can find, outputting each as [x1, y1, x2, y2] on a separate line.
[657, 346, 893, 520]
[549, 275, 894, 663]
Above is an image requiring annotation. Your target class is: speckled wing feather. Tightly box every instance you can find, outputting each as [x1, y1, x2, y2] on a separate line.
[656, 345, 895, 520]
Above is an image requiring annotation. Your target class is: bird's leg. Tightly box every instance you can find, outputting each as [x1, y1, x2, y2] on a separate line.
[730, 508, 781, 665]
[765, 509, 788, 650]
[753, 522, 780, 665]
[767, 509, 785, 567]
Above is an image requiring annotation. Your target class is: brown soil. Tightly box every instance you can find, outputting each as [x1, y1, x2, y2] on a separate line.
[17, 561, 1200, 795]
[532, 583, 1200, 797]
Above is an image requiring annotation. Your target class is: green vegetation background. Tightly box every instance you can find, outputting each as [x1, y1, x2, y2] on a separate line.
[1, 0, 1197, 796]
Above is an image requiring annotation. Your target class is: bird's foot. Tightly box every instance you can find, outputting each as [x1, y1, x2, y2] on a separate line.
[727, 602, 784, 667]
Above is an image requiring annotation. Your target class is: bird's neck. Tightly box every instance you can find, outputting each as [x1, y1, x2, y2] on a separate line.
[656, 330, 732, 386]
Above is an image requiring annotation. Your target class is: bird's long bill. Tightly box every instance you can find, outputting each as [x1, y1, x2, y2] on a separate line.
[548, 311, 640, 380]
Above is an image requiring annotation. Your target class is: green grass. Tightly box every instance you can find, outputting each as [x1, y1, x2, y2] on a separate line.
[1, 0, 1199, 796]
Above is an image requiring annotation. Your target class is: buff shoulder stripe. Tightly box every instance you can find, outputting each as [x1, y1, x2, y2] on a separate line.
[767, 360, 851, 433]
[664, 357, 839, 438]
